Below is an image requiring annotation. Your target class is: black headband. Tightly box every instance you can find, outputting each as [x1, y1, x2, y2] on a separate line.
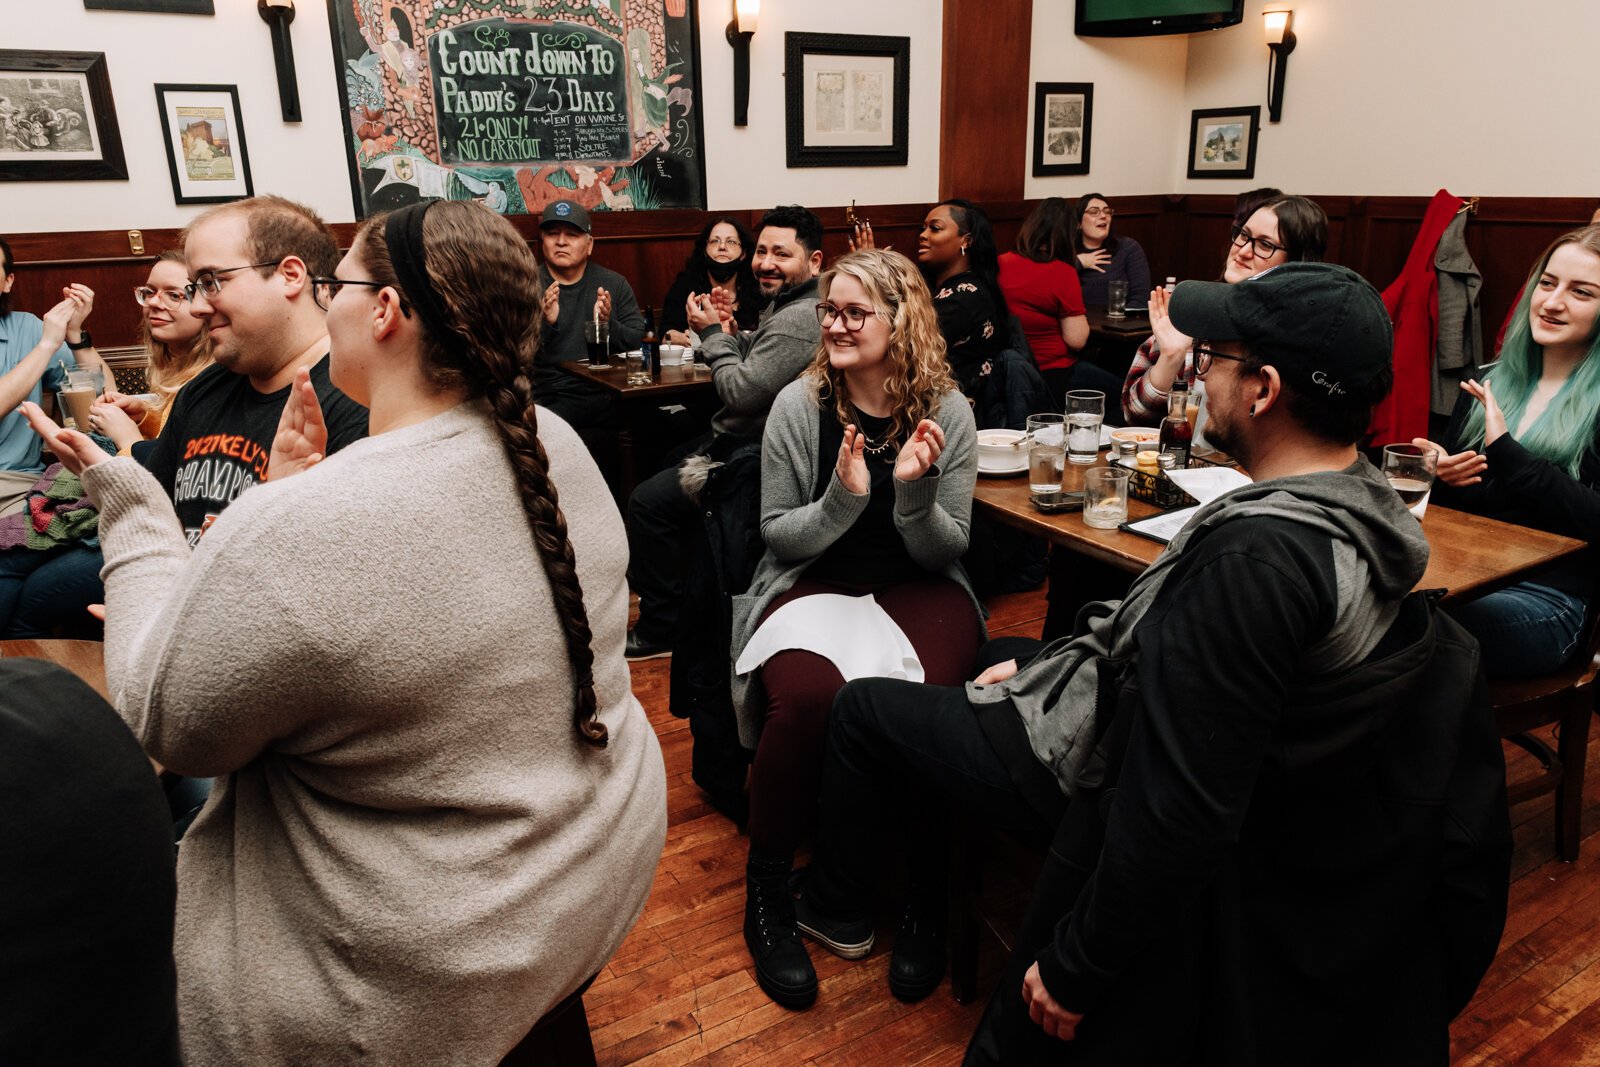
[383, 201, 472, 358]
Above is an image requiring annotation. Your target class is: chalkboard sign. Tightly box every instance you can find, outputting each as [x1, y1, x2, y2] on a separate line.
[327, 0, 705, 218]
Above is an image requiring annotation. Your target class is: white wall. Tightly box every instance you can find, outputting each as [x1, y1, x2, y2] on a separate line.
[2, 0, 942, 235]
[1181, 0, 1600, 197]
[1024, 2, 1191, 201]
[696, 0, 942, 211]
[3, 0, 352, 231]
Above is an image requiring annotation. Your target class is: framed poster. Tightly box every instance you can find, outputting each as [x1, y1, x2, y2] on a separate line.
[1187, 106, 1260, 179]
[0, 49, 127, 182]
[784, 32, 909, 168]
[325, 0, 707, 218]
[1032, 82, 1092, 177]
[155, 83, 253, 204]
[84, 0, 214, 12]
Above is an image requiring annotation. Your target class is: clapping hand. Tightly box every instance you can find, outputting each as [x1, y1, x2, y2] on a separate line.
[39, 293, 86, 350]
[1412, 437, 1486, 487]
[686, 292, 721, 332]
[849, 220, 876, 252]
[541, 281, 561, 326]
[1461, 378, 1508, 446]
[267, 367, 327, 482]
[707, 287, 735, 328]
[1077, 249, 1112, 273]
[62, 283, 95, 336]
[594, 286, 613, 323]
[893, 419, 945, 481]
[1146, 287, 1193, 378]
[18, 401, 111, 475]
[836, 424, 869, 495]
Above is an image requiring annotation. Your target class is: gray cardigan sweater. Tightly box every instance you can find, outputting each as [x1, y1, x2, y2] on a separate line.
[729, 378, 984, 745]
[702, 277, 822, 440]
[82, 403, 666, 1066]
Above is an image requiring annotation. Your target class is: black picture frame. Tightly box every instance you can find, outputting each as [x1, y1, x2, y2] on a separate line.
[1186, 105, 1261, 180]
[784, 32, 909, 168]
[0, 49, 127, 182]
[84, 0, 214, 12]
[154, 82, 253, 205]
[1032, 81, 1093, 177]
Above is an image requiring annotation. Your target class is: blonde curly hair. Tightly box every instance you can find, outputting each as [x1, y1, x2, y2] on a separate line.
[805, 248, 959, 447]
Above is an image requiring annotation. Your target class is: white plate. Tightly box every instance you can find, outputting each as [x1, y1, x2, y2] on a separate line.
[978, 456, 1028, 477]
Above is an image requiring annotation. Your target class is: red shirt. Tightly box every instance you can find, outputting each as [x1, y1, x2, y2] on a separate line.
[998, 252, 1085, 371]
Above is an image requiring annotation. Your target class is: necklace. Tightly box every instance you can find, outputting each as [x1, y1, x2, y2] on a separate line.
[851, 409, 898, 455]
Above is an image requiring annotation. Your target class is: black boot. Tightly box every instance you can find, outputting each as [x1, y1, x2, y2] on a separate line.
[888, 903, 947, 1003]
[744, 851, 818, 1009]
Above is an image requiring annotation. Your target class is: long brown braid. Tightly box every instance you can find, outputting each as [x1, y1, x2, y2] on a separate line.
[357, 201, 607, 747]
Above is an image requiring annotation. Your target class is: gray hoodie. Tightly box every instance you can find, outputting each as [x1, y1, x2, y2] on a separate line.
[969, 456, 1431, 795]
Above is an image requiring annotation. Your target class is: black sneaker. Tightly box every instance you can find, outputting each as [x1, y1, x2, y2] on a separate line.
[888, 907, 946, 1002]
[624, 630, 672, 661]
[745, 863, 817, 1009]
[794, 893, 875, 960]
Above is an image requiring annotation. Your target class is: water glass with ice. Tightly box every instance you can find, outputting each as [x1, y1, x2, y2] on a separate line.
[1065, 389, 1104, 465]
[1025, 413, 1066, 496]
[1083, 467, 1131, 530]
[1382, 444, 1437, 519]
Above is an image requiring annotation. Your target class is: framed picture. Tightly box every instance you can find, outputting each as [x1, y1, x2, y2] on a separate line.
[1032, 82, 1093, 177]
[1187, 106, 1261, 179]
[326, 0, 708, 218]
[0, 50, 127, 181]
[84, 0, 214, 12]
[154, 83, 253, 204]
[784, 32, 909, 168]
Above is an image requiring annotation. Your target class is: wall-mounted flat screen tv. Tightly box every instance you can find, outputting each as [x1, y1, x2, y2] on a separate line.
[1076, 0, 1244, 38]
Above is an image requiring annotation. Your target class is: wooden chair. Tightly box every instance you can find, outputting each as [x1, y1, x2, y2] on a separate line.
[498, 975, 597, 1067]
[1492, 615, 1600, 862]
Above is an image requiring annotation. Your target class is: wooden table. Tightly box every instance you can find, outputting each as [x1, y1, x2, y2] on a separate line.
[975, 468, 1587, 604]
[1, 638, 110, 699]
[559, 358, 718, 496]
[1086, 305, 1152, 341]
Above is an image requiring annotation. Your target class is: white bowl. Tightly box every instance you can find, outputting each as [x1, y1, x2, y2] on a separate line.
[977, 429, 1027, 463]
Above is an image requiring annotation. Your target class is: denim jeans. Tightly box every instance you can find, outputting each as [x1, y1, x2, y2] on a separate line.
[1444, 580, 1588, 680]
[0, 544, 105, 638]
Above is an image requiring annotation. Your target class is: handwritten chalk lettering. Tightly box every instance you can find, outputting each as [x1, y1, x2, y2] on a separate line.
[456, 137, 544, 162]
[565, 80, 615, 113]
[437, 76, 518, 116]
[437, 30, 522, 78]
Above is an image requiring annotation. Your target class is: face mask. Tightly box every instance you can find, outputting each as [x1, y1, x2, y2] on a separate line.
[706, 258, 742, 283]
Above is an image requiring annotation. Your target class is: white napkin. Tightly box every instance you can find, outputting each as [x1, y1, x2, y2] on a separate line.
[1165, 465, 1252, 506]
[734, 593, 924, 683]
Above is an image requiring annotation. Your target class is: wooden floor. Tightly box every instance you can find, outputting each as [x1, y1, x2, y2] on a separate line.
[589, 587, 1600, 1065]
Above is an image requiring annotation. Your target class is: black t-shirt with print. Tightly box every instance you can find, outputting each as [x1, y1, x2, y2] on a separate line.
[143, 356, 369, 545]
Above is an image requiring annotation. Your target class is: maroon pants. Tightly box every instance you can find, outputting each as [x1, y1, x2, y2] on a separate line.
[746, 575, 983, 855]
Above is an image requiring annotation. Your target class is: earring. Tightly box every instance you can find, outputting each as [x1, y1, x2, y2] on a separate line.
[1249, 406, 1257, 418]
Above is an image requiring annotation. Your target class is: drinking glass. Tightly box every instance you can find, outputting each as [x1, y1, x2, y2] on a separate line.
[625, 350, 651, 386]
[1065, 389, 1104, 465]
[1083, 467, 1131, 529]
[1382, 444, 1438, 519]
[584, 320, 610, 367]
[1025, 413, 1066, 496]
[1106, 279, 1129, 319]
[60, 369, 101, 432]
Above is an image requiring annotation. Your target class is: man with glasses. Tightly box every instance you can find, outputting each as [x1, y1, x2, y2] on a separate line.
[624, 204, 825, 662]
[793, 263, 1508, 1064]
[141, 195, 368, 545]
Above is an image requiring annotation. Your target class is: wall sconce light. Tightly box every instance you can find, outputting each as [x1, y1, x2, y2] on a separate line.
[258, 0, 302, 123]
[1264, 9, 1295, 123]
[726, 0, 758, 127]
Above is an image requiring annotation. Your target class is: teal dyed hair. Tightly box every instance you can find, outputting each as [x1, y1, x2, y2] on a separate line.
[1460, 225, 1600, 478]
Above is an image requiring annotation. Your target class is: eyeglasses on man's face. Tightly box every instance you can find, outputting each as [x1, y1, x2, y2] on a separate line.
[182, 260, 281, 303]
[1229, 226, 1284, 261]
[1193, 344, 1247, 379]
[1082, 206, 1114, 219]
[310, 277, 393, 313]
[815, 302, 881, 332]
[134, 286, 186, 310]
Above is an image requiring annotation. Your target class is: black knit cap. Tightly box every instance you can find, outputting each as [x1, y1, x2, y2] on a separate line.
[1168, 262, 1394, 400]
[382, 200, 474, 358]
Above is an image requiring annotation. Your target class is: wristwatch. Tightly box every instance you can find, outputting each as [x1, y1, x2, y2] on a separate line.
[66, 330, 93, 351]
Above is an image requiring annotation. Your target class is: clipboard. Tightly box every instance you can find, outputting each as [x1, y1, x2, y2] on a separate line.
[1118, 505, 1200, 546]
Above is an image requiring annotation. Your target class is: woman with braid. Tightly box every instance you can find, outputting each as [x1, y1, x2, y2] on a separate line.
[22, 199, 666, 1065]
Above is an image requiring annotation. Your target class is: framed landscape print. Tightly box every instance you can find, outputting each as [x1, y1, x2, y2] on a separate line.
[1032, 81, 1093, 177]
[326, 0, 708, 218]
[0, 50, 127, 181]
[784, 32, 909, 168]
[155, 83, 253, 204]
[1187, 105, 1260, 179]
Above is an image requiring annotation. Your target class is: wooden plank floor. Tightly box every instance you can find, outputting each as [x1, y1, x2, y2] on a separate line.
[594, 586, 1600, 1065]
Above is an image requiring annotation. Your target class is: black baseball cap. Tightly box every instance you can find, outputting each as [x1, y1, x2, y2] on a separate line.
[1168, 262, 1393, 400]
[539, 199, 591, 233]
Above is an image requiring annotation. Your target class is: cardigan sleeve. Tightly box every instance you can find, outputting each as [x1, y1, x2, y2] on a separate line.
[1481, 433, 1600, 548]
[892, 391, 977, 570]
[82, 458, 325, 777]
[756, 383, 869, 563]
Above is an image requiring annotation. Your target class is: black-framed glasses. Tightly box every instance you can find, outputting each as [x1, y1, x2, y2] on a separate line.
[1194, 344, 1247, 379]
[183, 261, 281, 302]
[134, 285, 186, 310]
[1229, 225, 1284, 260]
[310, 277, 393, 312]
[815, 302, 881, 332]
